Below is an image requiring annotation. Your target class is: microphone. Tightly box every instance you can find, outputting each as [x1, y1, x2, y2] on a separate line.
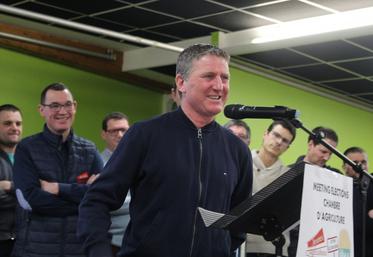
[224, 104, 300, 120]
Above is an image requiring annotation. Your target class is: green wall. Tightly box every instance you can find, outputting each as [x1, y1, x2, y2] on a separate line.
[1, 46, 372, 169]
[0, 47, 163, 151]
[217, 67, 373, 169]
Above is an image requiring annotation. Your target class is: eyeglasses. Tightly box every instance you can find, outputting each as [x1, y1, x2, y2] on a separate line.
[270, 131, 291, 146]
[42, 101, 75, 112]
[106, 128, 127, 135]
[353, 160, 367, 166]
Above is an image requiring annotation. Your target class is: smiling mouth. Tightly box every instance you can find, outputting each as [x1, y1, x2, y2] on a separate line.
[208, 96, 221, 100]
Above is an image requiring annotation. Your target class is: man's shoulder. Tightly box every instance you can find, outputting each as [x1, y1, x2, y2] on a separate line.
[19, 132, 44, 146]
[71, 134, 97, 149]
[130, 111, 176, 132]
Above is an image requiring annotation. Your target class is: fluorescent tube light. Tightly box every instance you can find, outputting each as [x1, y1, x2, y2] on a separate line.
[252, 6, 373, 44]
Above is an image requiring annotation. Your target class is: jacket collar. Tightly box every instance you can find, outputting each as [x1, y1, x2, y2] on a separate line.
[175, 107, 218, 133]
[42, 124, 73, 148]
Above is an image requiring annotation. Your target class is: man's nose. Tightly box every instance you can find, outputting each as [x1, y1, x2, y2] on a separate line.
[213, 76, 224, 90]
[10, 123, 19, 130]
[323, 154, 331, 161]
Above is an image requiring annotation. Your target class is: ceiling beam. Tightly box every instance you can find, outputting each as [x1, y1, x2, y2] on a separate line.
[122, 36, 210, 71]
[0, 21, 170, 93]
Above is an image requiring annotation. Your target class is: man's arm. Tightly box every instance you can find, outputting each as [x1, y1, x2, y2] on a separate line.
[57, 150, 103, 204]
[230, 145, 253, 252]
[0, 180, 16, 210]
[13, 143, 78, 216]
[78, 124, 143, 257]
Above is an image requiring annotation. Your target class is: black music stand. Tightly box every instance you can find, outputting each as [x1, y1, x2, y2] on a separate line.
[199, 162, 306, 257]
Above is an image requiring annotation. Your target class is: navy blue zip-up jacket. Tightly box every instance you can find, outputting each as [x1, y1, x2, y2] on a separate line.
[78, 108, 252, 257]
[12, 125, 103, 257]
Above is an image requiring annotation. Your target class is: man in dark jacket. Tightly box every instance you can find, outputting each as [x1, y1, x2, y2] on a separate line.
[0, 104, 22, 257]
[288, 126, 340, 257]
[78, 44, 253, 257]
[342, 147, 373, 257]
[12, 83, 103, 257]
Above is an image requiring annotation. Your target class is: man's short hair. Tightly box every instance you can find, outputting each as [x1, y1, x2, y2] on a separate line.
[176, 44, 230, 80]
[102, 112, 129, 131]
[267, 119, 296, 143]
[0, 104, 22, 115]
[343, 146, 366, 164]
[40, 82, 71, 104]
[223, 119, 251, 138]
[308, 126, 338, 144]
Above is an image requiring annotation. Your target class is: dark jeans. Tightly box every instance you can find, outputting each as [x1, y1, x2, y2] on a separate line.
[0, 239, 15, 257]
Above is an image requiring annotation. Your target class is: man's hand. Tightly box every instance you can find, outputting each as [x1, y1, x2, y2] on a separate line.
[369, 209, 373, 219]
[40, 180, 59, 195]
[0, 180, 11, 191]
[87, 174, 100, 185]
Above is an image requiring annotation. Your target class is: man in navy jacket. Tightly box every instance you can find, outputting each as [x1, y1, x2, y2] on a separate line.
[13, 83, 103, 257]
[78, 44, 253, 257]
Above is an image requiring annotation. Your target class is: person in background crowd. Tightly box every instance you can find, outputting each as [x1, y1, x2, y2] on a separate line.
[293, 126, 340, 173]
[224, 119, 251, 146]
[12, 83, 103, 257]
[78, 43, 253, 257]
[289, 126, 340, 257]
[246, 119, 296, 257]
[170, 83, 182, 107]
[101, 112, 131, 256]
[101, 112, 129, 164]
[342, 146, 373, 257]
[0, 104, 22, 257]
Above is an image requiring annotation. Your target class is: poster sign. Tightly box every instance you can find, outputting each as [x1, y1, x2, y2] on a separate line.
[296, 164, 354, 257]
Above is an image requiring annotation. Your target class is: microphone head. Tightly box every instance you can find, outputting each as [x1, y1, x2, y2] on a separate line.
[224, 104, 246, 119]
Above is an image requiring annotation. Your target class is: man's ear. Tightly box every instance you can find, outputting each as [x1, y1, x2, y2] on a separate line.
[38, 104, 44, 117]
[101, 130, 107, 141]
[307, 140, 314, 151]
[175, 74, 186, 94]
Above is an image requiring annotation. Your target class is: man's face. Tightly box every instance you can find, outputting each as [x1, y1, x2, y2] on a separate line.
[305, 138, 337, 167]
[39, 89, 76, 135]
[343, 152, 368, 178]
[262, 124, 293, 158]
[176, 54, 229, 122]
[0, 110, 22, 149]
[228, 125, 250, 146]
[101, 118, 129, 151]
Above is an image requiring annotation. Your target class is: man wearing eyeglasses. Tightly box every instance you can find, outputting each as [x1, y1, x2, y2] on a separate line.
[342, 147, 373, 257]
[12, 83, 103, 257]
[101, 112, 129, 165]
[101, 112, 130, 256]
[246, 119, 296, 257]
[343, 146, 368, 179]
[224, 119, 251, 146]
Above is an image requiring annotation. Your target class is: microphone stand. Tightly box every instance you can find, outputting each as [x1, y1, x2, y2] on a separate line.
[289, 118, 373, 257]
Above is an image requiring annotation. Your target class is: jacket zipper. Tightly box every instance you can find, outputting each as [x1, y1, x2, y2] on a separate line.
[189, 128, 203, 257]
[57, 144, 67, 256]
